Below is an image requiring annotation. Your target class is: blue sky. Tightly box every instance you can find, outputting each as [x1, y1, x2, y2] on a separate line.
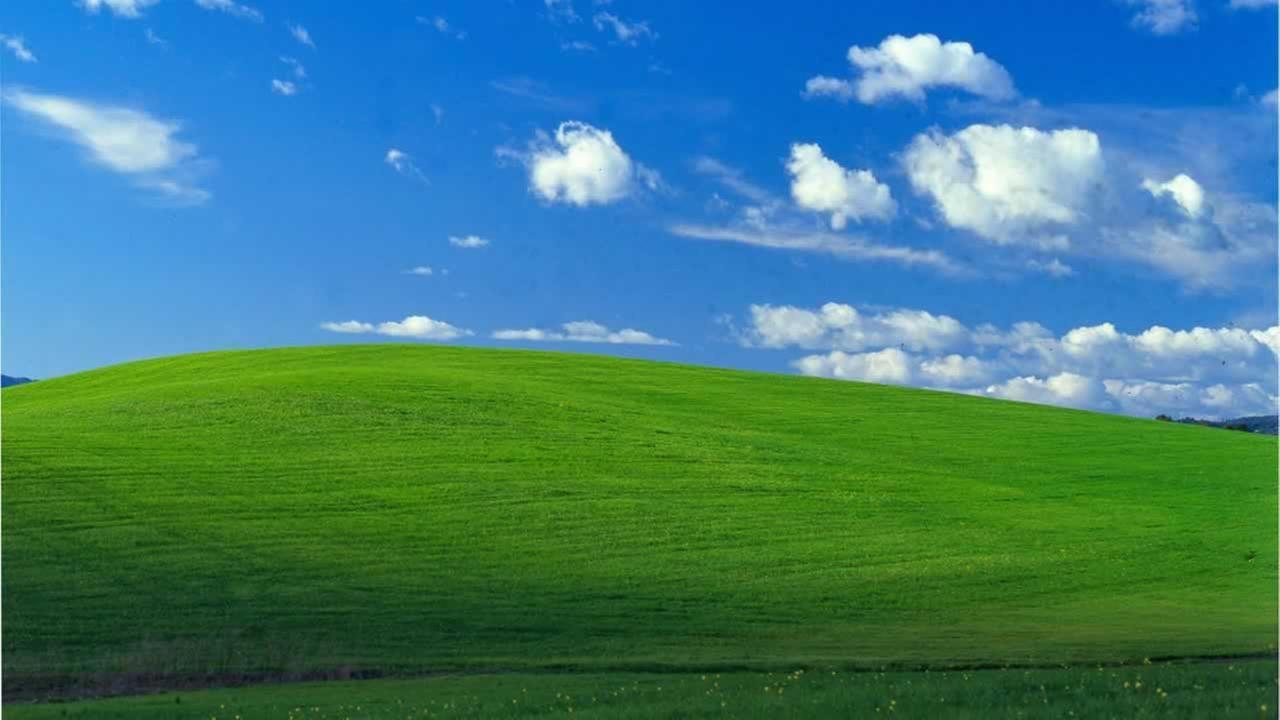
[2, 0, 1277, 419]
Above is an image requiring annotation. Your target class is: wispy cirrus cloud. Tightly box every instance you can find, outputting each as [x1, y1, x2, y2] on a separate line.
[385, 148, 427, 183]
[448, 235, 490, 249]
[289, 23, 315, 48]
[493, 320, 674, 346]
[194, 0, 263, 22]
[78, 0, 158, 18]
[0, 34, 37, 63]
[5, 88, 210, 204]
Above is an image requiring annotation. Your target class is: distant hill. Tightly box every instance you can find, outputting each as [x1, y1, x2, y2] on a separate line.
[1, 374, 34, 388]
[3, 345, 1275, 700]
[1172, 415, 1279, 435]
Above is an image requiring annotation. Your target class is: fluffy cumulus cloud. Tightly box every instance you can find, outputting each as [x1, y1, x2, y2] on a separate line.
[79, 0, 158, 18]
[1124, 0, 1197, 34]
[804, 34, 1015, 104]
[1142, 173, 1205, 218]
[510, 121, 651, 206]
[740, 300, 1279, 419]
[903, 124, 1103, 245]
[493, 320, 673, 346]
[271, 79, 298, 96]
[5, 88, 209, 204]
[786, 143, 895, 229]
[321, 315, 470, 341]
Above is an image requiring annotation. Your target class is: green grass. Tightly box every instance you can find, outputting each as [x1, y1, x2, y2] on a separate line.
[3, 345, 1276, 705]
[7, 661, 1278, 719]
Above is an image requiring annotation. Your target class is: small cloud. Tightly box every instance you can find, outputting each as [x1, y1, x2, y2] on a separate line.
[1123, 0, 1197, 35]
[560, 40, 597, 52]
[449, 235, 490, 248]
[271, 79, 298, 96]
[544, 0, 580, 23]
[592, 12, 656, 45]
[418, 15, 466, 40]
[289, 23, 315, 48]
[0, 34, 37, 63]
[493, 320, 674, 346]
[805, 33, 1014, 105]
[1026, 257, 1075, 277]
[320, 320, 374, 333]
[385, 148, 427, 183]
[144, 28, 167, 46]
[322, 315, 470, 341]
[405, 266, 435, 276]
[78, 0, 159, 18]
[1263, 88, 1278, 108]
[279, 56, 306, 79]
[193, 0, 263, 22]
[504, 120, 646, 206]
[430, 103, 444, 125]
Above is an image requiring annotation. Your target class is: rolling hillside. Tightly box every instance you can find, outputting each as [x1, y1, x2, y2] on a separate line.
[3, 345, 1276, 702]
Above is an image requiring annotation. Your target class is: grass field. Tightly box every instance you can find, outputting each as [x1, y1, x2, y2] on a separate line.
[3, 345, 1276, 711]
[7, 661, 1278, 719]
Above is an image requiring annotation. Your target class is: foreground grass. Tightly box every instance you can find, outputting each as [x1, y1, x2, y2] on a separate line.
[9, 661, 1278, 719]
[3, 345, 1276, 700]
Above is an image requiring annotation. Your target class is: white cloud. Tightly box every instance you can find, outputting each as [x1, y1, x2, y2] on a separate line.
[985, 372, 1103, 410]
[669, 223, 962, 274]
[289, 24, 315, 48]
[144, 28, 166, 46]
[1263, 89, 1279, 107]
[805, 33, 1014, 105]
[79, 0, 158, 18]
[1124, 0, 1197, 34]
[279, 56, 306, 79]
[560, 40, 596, 52]
[1142, 173, 1205, 217]
[449, 235, 490, 248]
[270, 79, 297, 96]
[405, 266, 435, 276]
[194, 0, 263, 22]
[746, 303, 970, 353]
[385, 148, 427, 183]
[544, 0, 580, 23]
[592, 12, 655, 45]
[1229, 0, 1277, 7]
[418, 15, 466, 40]
[1026, 257, 1075, 277]
[493, 320, 673, 346]
[431, 103, 444, 125]
[793, 348, 913, 384]
[0, 34, 37, 63]
[376, 316, 469, 340]
[322, 315, 470, 341]
[902, 123, 1103, 245]
[515, 121, 640, 206]
[787, 143, 895, 228]
[741, 299, 1279, 419]
[320, 320, 374, 334]
[5, 88, 208, 203]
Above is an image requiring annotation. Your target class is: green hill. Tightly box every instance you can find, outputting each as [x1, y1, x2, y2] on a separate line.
[3, 345, 1276, 702]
